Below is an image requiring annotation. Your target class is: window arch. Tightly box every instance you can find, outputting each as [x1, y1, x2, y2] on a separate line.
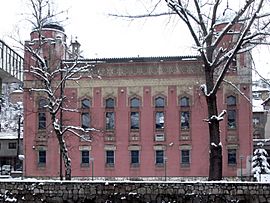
[81, 98, 91, 109]
[180, 96, 190, 107]
[106, 98, 115, 108]
[155, 97, 165, 108]
[227, 95, 236, 106]
[38, 98, 48, 109]
[130, 97, 140, 108]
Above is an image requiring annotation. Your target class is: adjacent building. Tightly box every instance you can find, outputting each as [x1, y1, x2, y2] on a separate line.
[23, 24, 253, 180]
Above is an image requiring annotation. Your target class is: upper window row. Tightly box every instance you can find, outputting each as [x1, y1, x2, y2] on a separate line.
[38, 95, 236, 109]
[78, 96, 191, 109]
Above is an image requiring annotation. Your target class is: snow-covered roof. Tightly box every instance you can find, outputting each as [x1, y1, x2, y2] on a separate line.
[252, 85, 269, 92]
[253, 99, 265, 112]
[0, 132, 22, 140]
[11, 89, 23, 93]
[64, 56, 201, 64]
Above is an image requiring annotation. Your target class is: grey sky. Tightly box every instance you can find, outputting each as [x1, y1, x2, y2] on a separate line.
[0, 0, 269, 78]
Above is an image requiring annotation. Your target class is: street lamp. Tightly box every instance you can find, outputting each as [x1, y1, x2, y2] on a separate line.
[164, 156, 168, 181]
[90, 158, 94, 181]
[240, 155, 244, 181]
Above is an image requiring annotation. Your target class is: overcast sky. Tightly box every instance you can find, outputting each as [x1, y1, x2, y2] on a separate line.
[1, 0, 270, 78]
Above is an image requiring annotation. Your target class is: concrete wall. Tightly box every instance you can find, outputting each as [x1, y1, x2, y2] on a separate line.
[0, 181, 269, 203]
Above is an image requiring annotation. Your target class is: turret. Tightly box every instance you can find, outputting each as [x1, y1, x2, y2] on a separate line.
[24, 24, 67, 81]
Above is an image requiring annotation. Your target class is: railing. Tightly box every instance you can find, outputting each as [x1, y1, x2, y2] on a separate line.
[0, 40, 23, 82]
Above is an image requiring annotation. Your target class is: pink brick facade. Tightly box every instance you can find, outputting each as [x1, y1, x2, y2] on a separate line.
[23, 25, 253, 179]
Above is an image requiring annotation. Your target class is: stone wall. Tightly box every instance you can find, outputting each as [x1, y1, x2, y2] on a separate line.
[0, 181, 269, 203]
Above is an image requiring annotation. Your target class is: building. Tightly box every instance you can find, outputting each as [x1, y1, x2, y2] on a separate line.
[0, 40, 23, 173]
[252, 80, 270, 164]
[23, 24, 253, 180]
[0, 83, 23, 173]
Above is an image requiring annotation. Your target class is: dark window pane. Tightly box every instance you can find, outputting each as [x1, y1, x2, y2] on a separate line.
[228, 149, 237, 164]
[155, 111, 164, 129]
[131, 150, 139, 164]
[8, 143, 16, 149]
[155, 97, 165, 108]
[106, 98, 115, 108]
[106, 112, 115, 130]
[180, 97, 189, 107]
[156, 150, 164, 164]
[227, 110, 236, 129]
[81, 112, 90, 129]
[130, 98, 140, 108]
[130, 112, 139, 129]
[227, 96, 236, 106]
[39, 150, 46, 164]
[181, 150, 190, 164]
[106, 150, 114, 164]
[181, 111, 190, 130]
[81, 150, 89, 164]
[81, 99, 91, 109]
[38, 112, 46, 129]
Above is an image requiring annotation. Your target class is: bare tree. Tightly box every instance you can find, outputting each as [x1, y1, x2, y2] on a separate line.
[24, 0, 96, 180]
[111, 0, 270, 180]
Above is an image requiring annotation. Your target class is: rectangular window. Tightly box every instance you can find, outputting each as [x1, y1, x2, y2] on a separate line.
[106, 112, 115, 130]
[8, 142, 16, 149]
[81, 112, 90, 129]
[228, 149, 237, 165]
[155, 150, 164, 165]
[130, 112, 139, 130]
[38, 150, 46, 165]
[227, 110, 236, 129]
[81, 150, 90, 165]
[253, 117, 260, 126]
[38, 112, 46, 129]
[181, 111, 190, 130]
[155, 111, 164, 129]
[106, 150, 115, 166]
[181, 150, 190, 165]
[131, 150, 139, 165]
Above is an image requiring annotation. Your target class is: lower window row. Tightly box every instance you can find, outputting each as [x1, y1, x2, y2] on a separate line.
[37, 149, 238, 167]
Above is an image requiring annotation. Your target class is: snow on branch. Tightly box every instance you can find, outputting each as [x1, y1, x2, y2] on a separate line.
[200, 84, 213, 97]
[203, 110, 227, 123]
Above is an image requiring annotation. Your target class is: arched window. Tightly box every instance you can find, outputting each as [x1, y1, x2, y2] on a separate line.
[180, 96, 191, 130]
[38, 98, 47, 130]
[180, 97, 190, 107]
[81, 98, 91, 129]
[154, 97, 165, 130]
[227, 95, 237, 129]
[130, 97, 140, 108]
[105, 98, 115, 130]
[155, 97, 165, 108]
[130, 97, 140, 130]
[81, 98, 91, 109]
[38, 98, 48, 109]
[227, 96, 236, 106]
[106, 98, 115, 108]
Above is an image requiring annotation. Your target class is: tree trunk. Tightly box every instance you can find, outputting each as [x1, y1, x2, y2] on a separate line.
[56, 133, 72, 180]
[204, 64, 223, 180]
[206, 93, 223, 180]
[51, 112, 72, 180]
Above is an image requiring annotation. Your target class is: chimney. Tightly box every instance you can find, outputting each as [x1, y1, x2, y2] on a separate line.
[70, 38, 81, 59]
